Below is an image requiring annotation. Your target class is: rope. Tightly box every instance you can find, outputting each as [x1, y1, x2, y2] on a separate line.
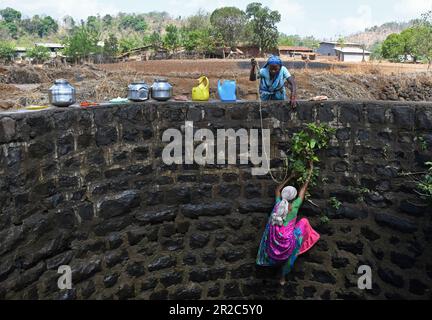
[254, 60, 290, 184]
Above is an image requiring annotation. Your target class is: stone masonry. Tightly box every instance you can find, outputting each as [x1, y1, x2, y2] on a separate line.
[0, 100, 431, 300]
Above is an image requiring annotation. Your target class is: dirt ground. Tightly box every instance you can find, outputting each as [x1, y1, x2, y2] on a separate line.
[1, 58, 431, 111]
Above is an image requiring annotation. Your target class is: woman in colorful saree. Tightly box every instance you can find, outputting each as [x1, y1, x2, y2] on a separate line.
[256, 161, 320, 285]
[249, 55, 297, 107]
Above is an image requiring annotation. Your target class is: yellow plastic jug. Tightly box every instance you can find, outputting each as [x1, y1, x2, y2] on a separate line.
[192, 76, 210, 101]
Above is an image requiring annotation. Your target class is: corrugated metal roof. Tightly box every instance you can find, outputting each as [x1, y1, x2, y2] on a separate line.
[335, 47, 371, 54]
[35, 43, 64, 48]
[320, 41, 362, 46]
[278, 46, 313, 52]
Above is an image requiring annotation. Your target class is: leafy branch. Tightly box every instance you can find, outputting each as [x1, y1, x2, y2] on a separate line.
[287, 123, 336, 186]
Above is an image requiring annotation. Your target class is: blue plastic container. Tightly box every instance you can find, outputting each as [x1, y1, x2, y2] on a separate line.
[218, 80, 237, 102]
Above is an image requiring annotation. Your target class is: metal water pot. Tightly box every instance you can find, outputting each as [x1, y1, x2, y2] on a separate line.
[128, 82, 150, 101]
[48, 79, 76, 107]
[151, 78, 173, 101]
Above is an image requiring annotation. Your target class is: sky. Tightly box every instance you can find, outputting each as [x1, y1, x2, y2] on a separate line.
[1, 0, 432, 39]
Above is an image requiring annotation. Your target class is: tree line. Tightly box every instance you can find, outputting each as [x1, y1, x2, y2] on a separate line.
[0, 3, 321, 63]
[373, 11, 432, 66]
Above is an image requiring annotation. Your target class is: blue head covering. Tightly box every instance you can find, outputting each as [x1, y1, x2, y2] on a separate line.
[264, 55, 282, 68]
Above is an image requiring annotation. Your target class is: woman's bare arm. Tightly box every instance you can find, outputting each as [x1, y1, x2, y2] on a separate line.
[250, 59, 258, 81]
[298, 161, 314, 201]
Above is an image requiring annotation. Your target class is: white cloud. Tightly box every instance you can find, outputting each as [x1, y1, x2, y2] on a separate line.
[271, 0, 305, 35]
[330, 5, 374, 36]
[394, 0, 432, 20]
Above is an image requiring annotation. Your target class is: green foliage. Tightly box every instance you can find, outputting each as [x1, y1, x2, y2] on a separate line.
[210, 7, 247, 48]
[370, 41, 383, 60]
[0, 40, 15, 62]
[278, 34, 320, 49]
[118, 35, 142, 53]
[26, 45, 51, 62]
[164, 24, 181, 53]
[62, 25, 100, 62]
[382, 20, 432, 64]
[119, 14, 147, 32]
[149, 31, 163, 50]
[417, 162, 432, 203]
[0, 7, 21, 23]
[337, 37, 345, 49]
[320, 215, 330, 225]
[103, 34, 119, 59]
[329, 197, 342, 210]
[288, 123, 336, 186]
[246, 2, 281, 53]
[0, 21, 18, 39]
[184, 10, 211, 32]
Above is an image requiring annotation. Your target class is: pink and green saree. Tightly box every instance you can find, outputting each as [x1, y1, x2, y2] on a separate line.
[256, 197, 320, 275]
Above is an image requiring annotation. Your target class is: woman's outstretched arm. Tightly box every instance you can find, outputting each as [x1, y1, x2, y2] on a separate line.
[298, 161, 314, 202]
[275, 172, 296, 199]
[250, 59, 258, 81]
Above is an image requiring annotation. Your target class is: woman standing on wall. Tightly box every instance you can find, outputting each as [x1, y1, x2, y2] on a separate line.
[250, 55, 297, 107]
[256, 161, 320, 285]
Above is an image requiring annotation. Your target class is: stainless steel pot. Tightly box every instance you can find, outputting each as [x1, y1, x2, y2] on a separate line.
[128, 82, 150, 101]
[151, 78, 173, 101]
[48, 79, 76, 107]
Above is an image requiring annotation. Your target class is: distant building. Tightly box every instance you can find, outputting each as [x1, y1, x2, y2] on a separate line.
[278, 46, 313, 57]
[334, 47, 371, 62]
[317, 41, 363, 56]
[34, 43, 64, 58]
[14, 47, 27, 60]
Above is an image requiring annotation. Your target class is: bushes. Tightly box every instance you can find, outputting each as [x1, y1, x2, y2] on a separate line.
[26, 46, 51, 63]
[0, 41, 16, 63]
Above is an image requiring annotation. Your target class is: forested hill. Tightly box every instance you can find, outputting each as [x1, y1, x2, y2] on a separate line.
[346, 20, 416, 48]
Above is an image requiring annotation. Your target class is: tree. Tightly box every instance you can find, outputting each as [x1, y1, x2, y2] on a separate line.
[210, 7, 247, 48]
[118, 36, 142, 53]
[336, 37, 345, 49]
[103, 34, 118, 61]
[414, 10, 432, 68]
[164, 24, 181, 53]
[0, 7, 21, 23]
[370, 41, 383, 60]
[26, 15, 59, 37]
[62, 25, 100, 63]
[26, 46, 51, 63]
[246, 2, 281, 54]
[0, 22, 18, 39]
[86, 16, 101, 33]
[184, 10, 211, 32]
[0, 41, 15, 63]
[119, 14, 147, 32]
[382, 33, 403, 61]
[62, 15, 75, 30]
[102, 14, 113, 27]
[150, 31, 163, 50]
[412, 25, 432, 68]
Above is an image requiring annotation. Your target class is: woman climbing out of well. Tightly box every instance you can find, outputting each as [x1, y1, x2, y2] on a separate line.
[249, 55, 297, 107]
[256, 160, 320, 286]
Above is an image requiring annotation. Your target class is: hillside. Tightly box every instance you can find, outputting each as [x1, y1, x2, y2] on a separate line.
[346, 21, 415, 48]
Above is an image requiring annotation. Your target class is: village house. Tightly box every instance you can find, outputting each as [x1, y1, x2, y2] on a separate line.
[317, 41, 370, 62]
[278, 46, 314, 57]
[334, 47, 371, 62]
[14, 47, 27, 60]
[34, 43, 64, 58]
[317, 41, 362, 56]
